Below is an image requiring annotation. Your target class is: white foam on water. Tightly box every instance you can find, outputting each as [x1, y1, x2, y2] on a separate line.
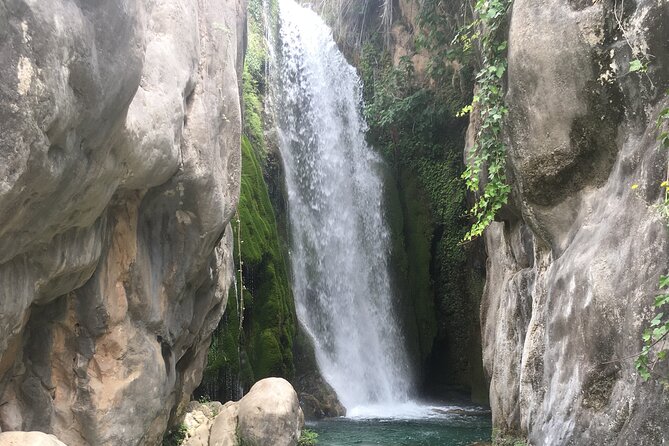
[346, 402, 488, 420]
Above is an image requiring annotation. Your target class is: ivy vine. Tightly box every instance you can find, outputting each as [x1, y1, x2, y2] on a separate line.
[458, 0, 512, 241]
[417, 0, 512, 240]
[635, 96, 669, 384]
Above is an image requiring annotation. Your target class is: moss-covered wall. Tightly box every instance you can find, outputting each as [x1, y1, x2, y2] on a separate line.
[238, 135, 296, 379]
[358, 33, 487, 400]
[198, 135, 297, 400]
[197, 0, 297, 402]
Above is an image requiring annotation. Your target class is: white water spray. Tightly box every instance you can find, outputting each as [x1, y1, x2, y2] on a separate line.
[270, 0, 414, 413]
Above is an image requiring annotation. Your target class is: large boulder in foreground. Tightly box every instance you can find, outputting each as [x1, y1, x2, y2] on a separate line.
[178, 378, 304, 446]
[0, 432, 67, 446]
[237, 378, 304, 446]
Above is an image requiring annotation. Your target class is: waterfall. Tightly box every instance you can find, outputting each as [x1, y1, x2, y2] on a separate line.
[270, 0, 414, 413]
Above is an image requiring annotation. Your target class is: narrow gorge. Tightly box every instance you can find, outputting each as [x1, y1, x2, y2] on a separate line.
[273, 0, 413, 411]
[0, 0, 668, 445]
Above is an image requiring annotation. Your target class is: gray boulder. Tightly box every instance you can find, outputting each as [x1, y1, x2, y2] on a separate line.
[177, 378, 304, 446]
[237, 378, 304, 446]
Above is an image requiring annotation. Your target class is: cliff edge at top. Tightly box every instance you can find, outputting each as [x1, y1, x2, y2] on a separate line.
[0, 0, 246, 444]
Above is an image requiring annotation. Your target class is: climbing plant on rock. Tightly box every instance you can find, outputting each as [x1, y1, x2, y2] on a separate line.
[636, 97, 669, 385]
[458, 0, 512, 241]
[417, 0, 512, 240]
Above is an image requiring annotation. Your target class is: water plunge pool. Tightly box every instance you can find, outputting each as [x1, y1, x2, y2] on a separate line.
[306, 403, 492, 446]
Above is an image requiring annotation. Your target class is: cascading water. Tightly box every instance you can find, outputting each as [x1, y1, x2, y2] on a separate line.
[270, 0, 414, 414]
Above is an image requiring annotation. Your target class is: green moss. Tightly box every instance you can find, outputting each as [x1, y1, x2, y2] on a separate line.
[238, 135, 296, 382]
[385, 166, 437, 364]
[242, 0, 270, 157]
[198, 0, 295, 401]
[359, 38, 483, 393]
[243, 67, 266, 155]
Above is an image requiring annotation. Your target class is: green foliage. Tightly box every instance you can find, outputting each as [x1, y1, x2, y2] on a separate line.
[298, 429, 319, 446]
[417, 0, 512, 240]
[636, 95, 669, 385]
[162, 424, 187, 446]
[360, 43, 469, 159]
[458, 0, 512, 240]
[359, 36, 476, 371]
[416, 0, 475, 79]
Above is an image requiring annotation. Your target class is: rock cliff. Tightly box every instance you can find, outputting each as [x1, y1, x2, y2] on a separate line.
[481, 0, 669, 443]
[0, 0, 245, 444]
[325, 0, 669, 441]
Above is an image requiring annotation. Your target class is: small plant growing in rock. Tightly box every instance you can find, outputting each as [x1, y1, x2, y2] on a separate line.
[298, 428, 319, 446]
[458, 0, 513, 241]
[162, 423, 188, 446]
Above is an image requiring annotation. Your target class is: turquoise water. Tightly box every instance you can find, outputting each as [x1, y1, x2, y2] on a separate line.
[307, 407, 492, 446]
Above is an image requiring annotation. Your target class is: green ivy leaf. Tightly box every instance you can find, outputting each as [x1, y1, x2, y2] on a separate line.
[651, 313, 664, 327]
[655, 292, 669, 307]
[629, 59, 644, 72]
[660, 275, 669, 289]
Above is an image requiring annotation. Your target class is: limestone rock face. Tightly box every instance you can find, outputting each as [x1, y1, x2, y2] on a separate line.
[481, 0, 669, 444]
[0, 432, 68, 446]
[237, 378, 304, 446]
[208, 402, 239, 446]
[181, 402, 225, 446]
[0, 0, 245, 444]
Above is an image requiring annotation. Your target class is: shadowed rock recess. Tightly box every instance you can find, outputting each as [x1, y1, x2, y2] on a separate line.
[0, 0, 245, 444]
[482, 0, 669, 444]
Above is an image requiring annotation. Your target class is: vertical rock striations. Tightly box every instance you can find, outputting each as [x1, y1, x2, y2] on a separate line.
[0, 0, 245, 444]
[482, 0, 669, 443]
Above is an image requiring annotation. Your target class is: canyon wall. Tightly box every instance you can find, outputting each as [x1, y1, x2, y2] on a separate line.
[326, 0, 669, 442]
[0, 0, 245, 444]
[481, 0, 669, 443]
